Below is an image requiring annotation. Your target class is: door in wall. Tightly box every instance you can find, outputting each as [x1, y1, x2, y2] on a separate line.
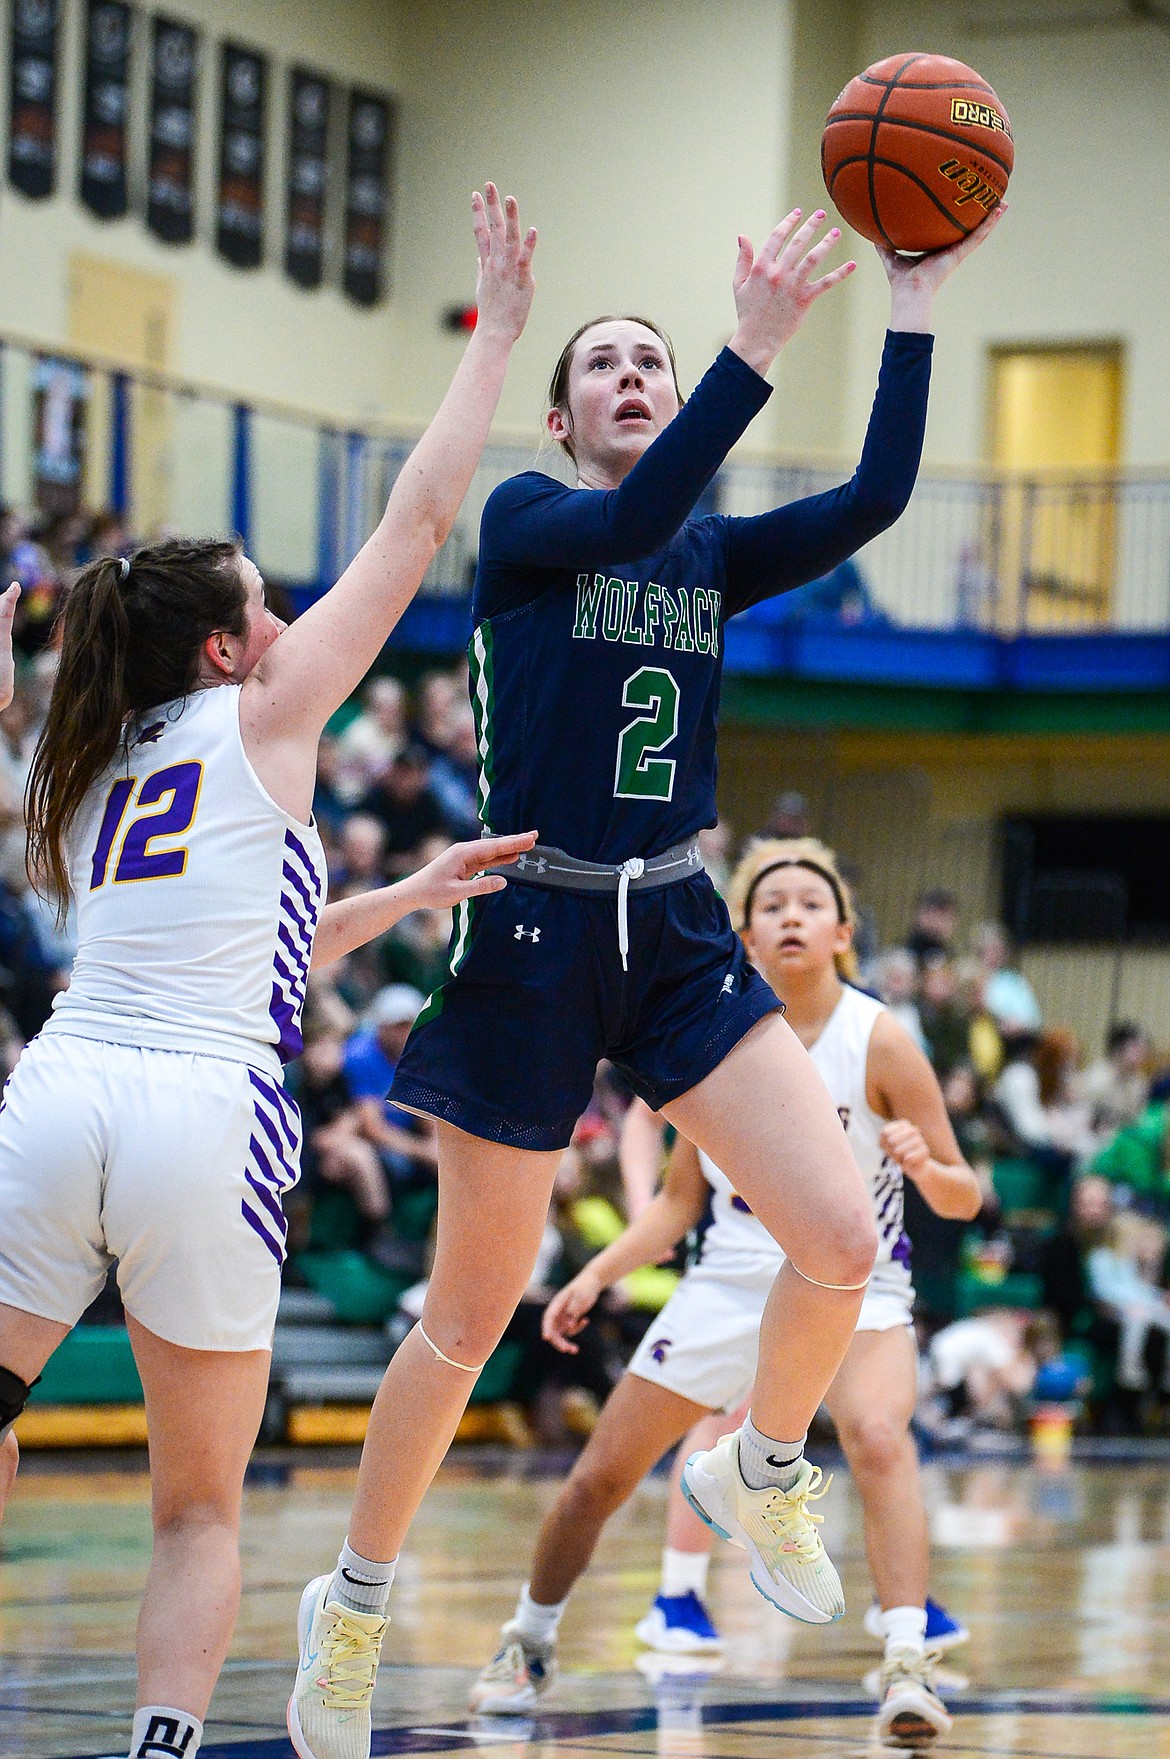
[988, 344, 1123, 629]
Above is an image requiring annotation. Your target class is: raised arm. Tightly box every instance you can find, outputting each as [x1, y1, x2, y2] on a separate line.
[723, 205, 1006, 615]
[242, 186, 536, 759]
[480, 210, 856, 576]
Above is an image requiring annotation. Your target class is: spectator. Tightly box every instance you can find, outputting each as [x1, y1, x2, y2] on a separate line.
[334, 675, 407, 804]
[1035, 1028, 1093, 1162]
[428, 704, 482, 837]
[1085, 1212, 1170, 1395]
[923, 1307, 1045, 1434]
[358, 743, 449, 874]
[1089, 1097, 1170, 1209]
[379, 903, 452, 998]
[917, 953, 971, 1077]
[974, 921, 1042, 1037]
[341, 984, 438, 1186]
[1078, 1022, 1151, 1143]
[311, 736, 351, 841]
[761, 788, 810, 840]
[294, 1030, 391, 1229]
[1038, 1173, 1114, 1342]
[414, 668, 461, 757]
[955, 958, 1004, 1083]
[331, 813, 388, 898]
[905, 887, 959, 966]
[991, 1030, 1061, 1160]
[873, 946, 926, 1051]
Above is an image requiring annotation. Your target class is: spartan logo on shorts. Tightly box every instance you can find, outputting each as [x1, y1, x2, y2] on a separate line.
[649, 1337, 672, 1364]
[135, 1714, 198, 1756]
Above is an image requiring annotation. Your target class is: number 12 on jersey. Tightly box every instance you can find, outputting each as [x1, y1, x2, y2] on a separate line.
[89, 761, 204, 889]
[614, 667, 680, 801]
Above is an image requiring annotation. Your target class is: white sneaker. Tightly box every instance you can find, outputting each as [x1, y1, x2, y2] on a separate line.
[681, 1433, 844, 1624]
[876, 1646, 953, 1747]
[467, 1620, 557, 1716]
[287, 1574, 387, 1759]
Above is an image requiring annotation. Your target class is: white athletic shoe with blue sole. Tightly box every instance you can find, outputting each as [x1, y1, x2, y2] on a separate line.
[681, 1433, 844, 1625]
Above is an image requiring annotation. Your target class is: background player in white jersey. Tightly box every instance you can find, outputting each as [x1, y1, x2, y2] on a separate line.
[471, 835, 980, 1748]
[0, 186, 536, 1759]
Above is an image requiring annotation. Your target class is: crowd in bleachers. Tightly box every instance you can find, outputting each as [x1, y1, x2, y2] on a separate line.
[2, 536, 1169, 1444]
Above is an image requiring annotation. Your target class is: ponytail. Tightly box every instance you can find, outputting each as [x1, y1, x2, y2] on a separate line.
[26, 538, 245, 905]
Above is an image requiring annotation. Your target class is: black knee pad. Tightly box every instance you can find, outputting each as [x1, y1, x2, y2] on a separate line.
[0, 1364, 35, 1443]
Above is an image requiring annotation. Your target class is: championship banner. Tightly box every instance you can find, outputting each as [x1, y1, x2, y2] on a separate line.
[216, 41, 267, 269]
[342, 89, 393, 306]
[79, 0, 131, 219]
[9, 0, 59, 200]
[285, 68, 330, 289]
[147, 15, 199, 244]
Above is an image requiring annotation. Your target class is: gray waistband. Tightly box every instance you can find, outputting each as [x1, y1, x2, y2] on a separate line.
[489, 838, 704, 894]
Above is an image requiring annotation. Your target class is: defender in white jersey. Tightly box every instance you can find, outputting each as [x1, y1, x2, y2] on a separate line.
[471, 839, 980, 1749]
[0, 184, 538, 1759]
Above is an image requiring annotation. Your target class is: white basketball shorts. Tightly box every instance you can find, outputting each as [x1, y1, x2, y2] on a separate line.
[628, 1255, 913, 1411]
[0, 1034, 301, 1352]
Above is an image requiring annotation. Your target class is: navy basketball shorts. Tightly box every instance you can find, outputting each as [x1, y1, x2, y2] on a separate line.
[390, 871, 782, 1151]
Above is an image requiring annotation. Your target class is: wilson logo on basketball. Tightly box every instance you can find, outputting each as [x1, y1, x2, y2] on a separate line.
[950, 98, 1012, 138]
[937, 158, 1002, 213]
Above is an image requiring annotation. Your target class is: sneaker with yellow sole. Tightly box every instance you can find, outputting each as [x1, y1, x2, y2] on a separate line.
[681, 1432, 844, 1624]
[876, 1646, 953, 1747]
[287, 1574, 387, 1759]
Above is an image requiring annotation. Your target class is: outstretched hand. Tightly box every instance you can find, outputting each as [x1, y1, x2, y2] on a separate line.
[879, 201, 1007, 331]
[405, 828, 539, 914]
[471, 183, 537, 343]
[542, 1266, 603, 1354]
[0, 584, 20, 712]
[728, 209, 856, 376]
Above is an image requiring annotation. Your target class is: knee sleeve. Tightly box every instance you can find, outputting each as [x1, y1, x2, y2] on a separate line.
[0, 1365, 36, 1444]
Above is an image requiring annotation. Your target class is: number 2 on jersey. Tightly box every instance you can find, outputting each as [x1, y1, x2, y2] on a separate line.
[89, 761, 204, 889]
[614, 666, 680, 801]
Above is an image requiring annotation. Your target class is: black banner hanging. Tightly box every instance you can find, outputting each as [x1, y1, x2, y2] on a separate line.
[9, 0, 59, 200]
[343, 90, 393, 307]
[216, 41, 266, 269]
[79, 0, 131, 219]
[147, 15, 199, 244]
[285, 68, 330, 290]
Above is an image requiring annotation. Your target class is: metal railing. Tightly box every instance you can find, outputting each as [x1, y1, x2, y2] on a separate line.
[4, 331, 1168, 636]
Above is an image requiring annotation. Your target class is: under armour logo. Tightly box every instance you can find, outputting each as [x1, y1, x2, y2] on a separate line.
[515, 853, 548, 875]
[514, 924, 541, 943]
[721, 973, 735, 995]
[135, 1714, 197, 1757]
[687, 845, 702, 866]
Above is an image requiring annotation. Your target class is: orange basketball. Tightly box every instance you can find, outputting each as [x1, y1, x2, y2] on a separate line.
[821, 52, 1013, 254]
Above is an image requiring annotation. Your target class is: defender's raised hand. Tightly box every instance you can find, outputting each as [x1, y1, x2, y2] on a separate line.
[471, 183, 537, 343]
[728, 208, 856, 375]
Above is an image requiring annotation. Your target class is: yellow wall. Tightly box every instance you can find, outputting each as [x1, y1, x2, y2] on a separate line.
[845, 0, 1170, 465]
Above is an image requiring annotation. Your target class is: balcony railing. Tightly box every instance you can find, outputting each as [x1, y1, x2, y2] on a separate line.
[6, 331, 1169, 641]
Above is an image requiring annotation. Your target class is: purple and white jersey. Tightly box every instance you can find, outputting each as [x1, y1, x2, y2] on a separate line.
[697, 985, 911, 1300]
[44, 685, 326, 1077]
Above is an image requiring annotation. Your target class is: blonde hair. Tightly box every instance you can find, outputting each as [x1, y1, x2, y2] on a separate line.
[727, 836, 859, 981]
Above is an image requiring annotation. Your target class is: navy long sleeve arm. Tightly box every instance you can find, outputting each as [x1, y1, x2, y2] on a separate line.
[478, 347, 772, 582]
[721, 330, 933, 615]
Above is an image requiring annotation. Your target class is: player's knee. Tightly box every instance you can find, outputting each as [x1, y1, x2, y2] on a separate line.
[563, 1450, 638, 1524]
[841, 1413, 908, 1480]
[0, 1363, 34, 1449]
[813, 1208, 878, 1289]
[151, 1486, 242, 1540]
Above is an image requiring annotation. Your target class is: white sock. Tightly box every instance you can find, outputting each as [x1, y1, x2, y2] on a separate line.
[511, 1581, 567, 1647]
[660, 1546, 710, 1599]
[330, 1538, 396, 1614]
[880, 1604, 927, 1656]
[128, 1705, 202, 1757]
[736, 1413, 806, 1492]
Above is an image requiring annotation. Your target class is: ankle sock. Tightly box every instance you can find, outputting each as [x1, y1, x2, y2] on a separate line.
[660, 1545, 710, 1599]
[880, 1604, 928, 1656]
[736, 1413, 806, 1492]
[511, 1581, 567, 1647]
[129, 1705, 203, 1757]
[330, 1538, 396, 1614]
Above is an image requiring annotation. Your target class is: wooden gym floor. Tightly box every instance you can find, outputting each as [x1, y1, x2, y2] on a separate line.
[2, 1448, 1169, 1757]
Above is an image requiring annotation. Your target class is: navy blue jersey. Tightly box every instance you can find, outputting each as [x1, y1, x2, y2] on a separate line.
[470, 331, 932, 864]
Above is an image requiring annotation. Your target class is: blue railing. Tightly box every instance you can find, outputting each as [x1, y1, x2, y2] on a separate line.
[5, 331, 1169, 688]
